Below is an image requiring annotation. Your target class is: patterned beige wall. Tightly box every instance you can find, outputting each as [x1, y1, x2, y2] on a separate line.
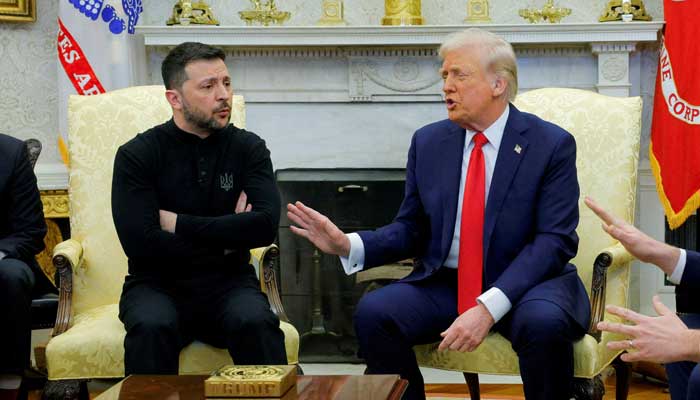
[0, 0, 664, 167]
[0, 1, 59, 164]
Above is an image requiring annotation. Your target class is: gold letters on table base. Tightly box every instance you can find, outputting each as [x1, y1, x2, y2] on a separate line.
[465, 0, 491, 23]
[599, 0, 652, 22]
[205, 365, 296, 398]
[382, 0, 423, 26]
[519, 0, 571, 24]
[166, 1, 219, 25]
[239, 0, 291, 26]
[317, 0, 346, 26]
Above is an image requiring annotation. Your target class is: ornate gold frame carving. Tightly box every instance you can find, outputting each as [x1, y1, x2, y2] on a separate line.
[37, 190, 69, 287]
[0, 0, 35, 22]
[40, 190, 69, 218]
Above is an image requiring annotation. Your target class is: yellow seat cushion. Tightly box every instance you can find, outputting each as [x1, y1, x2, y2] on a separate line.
[414, 330, 627, 378]
[46, 304, 299, 380]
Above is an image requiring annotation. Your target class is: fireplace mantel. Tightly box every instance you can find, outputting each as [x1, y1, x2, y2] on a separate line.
[138, 22, 662, 98]
[138, 22, 662, 47]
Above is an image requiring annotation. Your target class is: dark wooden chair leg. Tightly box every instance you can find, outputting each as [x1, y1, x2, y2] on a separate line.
[572, 376, 605, 400]
[42, 379, 88, 400]
[612, 355, 631, 400]
[463, 372, 480, 400]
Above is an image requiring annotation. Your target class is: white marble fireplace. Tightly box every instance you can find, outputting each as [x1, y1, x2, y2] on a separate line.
[136, 22, 667, 313]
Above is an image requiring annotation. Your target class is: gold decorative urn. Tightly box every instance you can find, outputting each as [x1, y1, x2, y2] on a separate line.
[381, 0, 423, 26]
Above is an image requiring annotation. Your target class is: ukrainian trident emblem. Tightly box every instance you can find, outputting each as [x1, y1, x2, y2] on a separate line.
[220, 173, 234, 191]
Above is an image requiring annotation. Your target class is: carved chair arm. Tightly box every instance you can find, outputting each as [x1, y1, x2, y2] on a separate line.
[51, 239, 84, 336]
[251, 244, 290, 322]
[587, 242, 634, 341]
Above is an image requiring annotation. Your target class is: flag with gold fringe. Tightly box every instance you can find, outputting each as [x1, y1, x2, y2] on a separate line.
[650, 0, 700, 229]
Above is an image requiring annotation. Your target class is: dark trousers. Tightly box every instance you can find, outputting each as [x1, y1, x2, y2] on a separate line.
[353, 268, 584, 400]
[118, 264, 287, 375]
[666, 313, 700, 400]
[0, 258, 35, 374]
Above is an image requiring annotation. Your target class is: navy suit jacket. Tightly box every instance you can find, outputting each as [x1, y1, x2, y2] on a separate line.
[681, 250, 700, 287]
[357, 104, 591, 329]
[0, 134, 46, 265]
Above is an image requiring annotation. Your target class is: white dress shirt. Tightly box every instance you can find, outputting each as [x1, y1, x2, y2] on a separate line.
[340, 107, 514, 322]
[669, 248, 687, 284]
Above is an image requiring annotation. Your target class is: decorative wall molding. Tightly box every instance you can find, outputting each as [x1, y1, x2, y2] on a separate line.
[140, 23, 662, 101]
[349, 57, 442, 102]
[35, 162, 69, 191]
[138, 22, 663, 47]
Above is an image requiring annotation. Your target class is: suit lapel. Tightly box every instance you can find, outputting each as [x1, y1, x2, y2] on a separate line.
[440, 123, 466, 261]
[483, 105, 529, 256]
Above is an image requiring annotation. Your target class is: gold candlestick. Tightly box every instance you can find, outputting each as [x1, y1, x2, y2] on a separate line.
[381, 0, 423, 26]
[317, 0, 346, 26]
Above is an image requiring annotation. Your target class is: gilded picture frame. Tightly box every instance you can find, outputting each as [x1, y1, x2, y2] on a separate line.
[0, 0, 36, 22]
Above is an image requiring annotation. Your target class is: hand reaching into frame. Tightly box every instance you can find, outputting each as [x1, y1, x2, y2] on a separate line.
[286, 201, 351, 257]
[584, 196, 680, 276]
[597, 295, 700, 363]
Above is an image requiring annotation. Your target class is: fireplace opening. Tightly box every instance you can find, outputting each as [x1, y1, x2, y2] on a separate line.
[276, 168, 410, 363]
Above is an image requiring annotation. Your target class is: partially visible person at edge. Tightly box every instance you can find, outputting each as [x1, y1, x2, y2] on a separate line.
[586, 196, 700, 400]
[0, 133, 51, 400]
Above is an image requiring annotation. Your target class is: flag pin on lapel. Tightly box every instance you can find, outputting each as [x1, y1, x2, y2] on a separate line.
[514, 144, 522, 154]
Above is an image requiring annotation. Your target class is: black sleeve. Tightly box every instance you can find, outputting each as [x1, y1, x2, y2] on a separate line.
[111, 143, 214, 262]
[175, 138, 280, 250]
[0, 144, 47, 261]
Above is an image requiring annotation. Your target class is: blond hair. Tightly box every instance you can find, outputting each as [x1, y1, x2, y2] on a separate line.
[439, 28, 518, 102]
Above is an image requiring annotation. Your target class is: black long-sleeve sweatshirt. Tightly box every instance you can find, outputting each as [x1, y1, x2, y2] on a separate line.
[111, 119, 280, 278]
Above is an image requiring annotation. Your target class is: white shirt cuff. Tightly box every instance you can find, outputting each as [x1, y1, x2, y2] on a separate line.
[0, 250, 5, 260]
[477, 287, 512, 323]
[339, 233, 365, 275]
[669, 249, 687, 285]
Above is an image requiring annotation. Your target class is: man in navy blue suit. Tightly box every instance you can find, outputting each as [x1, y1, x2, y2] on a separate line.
[586, 197, 700, 400]
[288, 28, 590, 400]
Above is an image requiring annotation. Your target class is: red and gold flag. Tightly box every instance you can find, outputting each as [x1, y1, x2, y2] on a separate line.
[650, 0, 700, 229]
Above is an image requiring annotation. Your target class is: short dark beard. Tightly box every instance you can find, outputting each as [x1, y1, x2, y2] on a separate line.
[182, 98, 231, 133]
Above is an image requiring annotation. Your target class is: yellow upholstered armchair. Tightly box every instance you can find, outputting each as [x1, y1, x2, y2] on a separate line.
[43, 86, 299, 398]
[413, 88, 643, 400]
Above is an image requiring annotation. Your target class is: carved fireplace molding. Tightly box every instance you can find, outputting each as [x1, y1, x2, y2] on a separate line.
[138, 22, 662, 100]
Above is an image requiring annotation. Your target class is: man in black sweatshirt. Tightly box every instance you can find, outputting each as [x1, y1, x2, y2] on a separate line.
[111, 42, 286, 375]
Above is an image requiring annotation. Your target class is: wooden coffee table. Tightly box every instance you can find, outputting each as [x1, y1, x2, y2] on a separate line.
[95, 374, 408, 399]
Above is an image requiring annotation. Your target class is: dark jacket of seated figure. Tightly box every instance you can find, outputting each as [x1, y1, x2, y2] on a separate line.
[0, 133, 48, 376]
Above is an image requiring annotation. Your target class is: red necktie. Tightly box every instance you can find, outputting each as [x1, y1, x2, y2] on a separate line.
[458, 132, 488, 314]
